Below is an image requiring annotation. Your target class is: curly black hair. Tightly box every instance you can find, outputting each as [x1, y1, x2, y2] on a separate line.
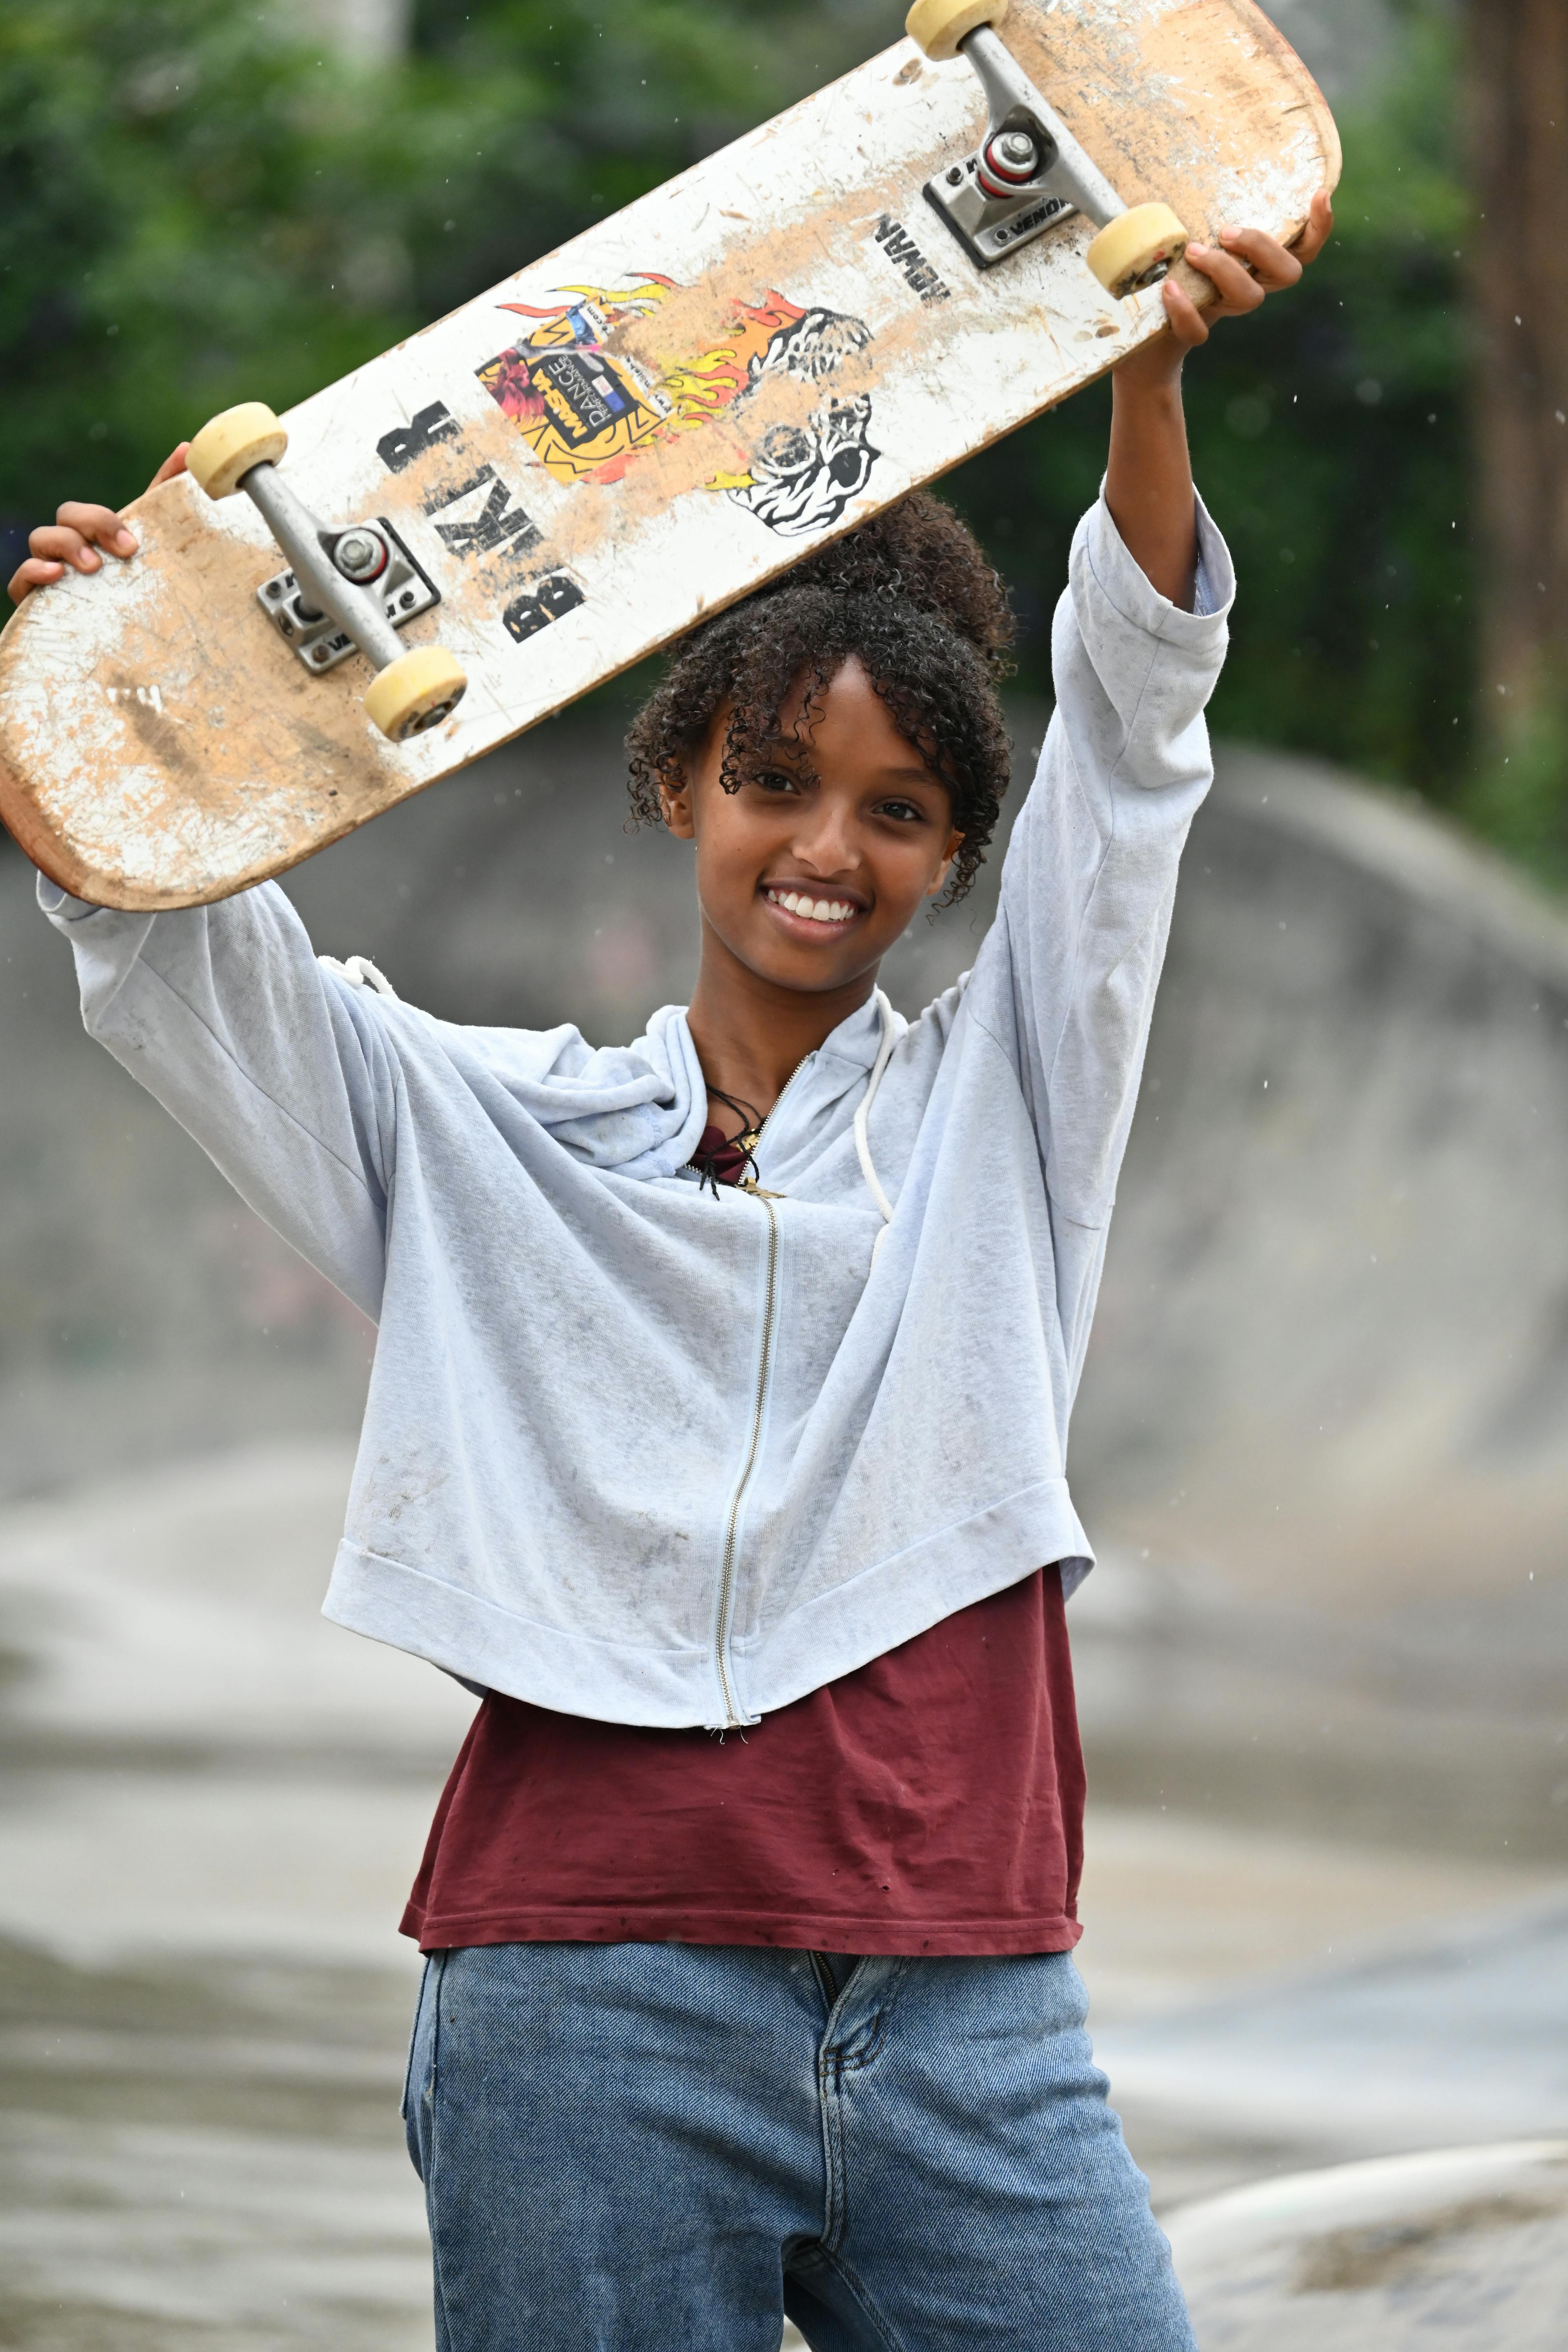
[625, 492, 1016, 904]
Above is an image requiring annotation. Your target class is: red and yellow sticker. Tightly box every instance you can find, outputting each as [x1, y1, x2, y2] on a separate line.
[477, 277, 812, 486]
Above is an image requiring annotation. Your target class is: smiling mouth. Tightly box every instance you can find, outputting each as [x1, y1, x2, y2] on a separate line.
[762, 884, 863, 929]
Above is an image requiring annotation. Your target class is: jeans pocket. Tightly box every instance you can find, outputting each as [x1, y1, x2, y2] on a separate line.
[403, 1952, 444, 2179]
[401, 1956, 429, 2124]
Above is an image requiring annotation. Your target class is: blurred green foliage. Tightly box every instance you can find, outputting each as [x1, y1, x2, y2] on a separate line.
[1460, 678, 1568, 884]
[0, 0, 1488, 841]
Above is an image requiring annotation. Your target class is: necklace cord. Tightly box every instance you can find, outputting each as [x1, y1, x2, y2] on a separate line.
[688, 997, 898, 1254]
[691, 1086, 764, 1197]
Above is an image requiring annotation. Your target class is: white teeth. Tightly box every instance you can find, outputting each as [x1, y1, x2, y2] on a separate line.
[767, 888, 855, 924]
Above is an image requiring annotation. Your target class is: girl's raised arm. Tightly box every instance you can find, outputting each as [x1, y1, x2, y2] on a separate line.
[40, 876, 396, 1320]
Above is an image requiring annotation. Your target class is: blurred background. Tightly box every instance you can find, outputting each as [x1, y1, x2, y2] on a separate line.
[2, 1, 1567, 2345]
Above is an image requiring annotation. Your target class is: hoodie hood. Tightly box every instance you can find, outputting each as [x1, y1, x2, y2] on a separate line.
[441, 991, 891, 1186]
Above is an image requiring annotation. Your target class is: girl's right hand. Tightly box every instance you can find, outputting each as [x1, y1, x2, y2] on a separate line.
[6, 443, 191, 607]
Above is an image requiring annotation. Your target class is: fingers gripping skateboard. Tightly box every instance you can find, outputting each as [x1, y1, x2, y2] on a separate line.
[187, 402, 467, 742]
[907, 3, 1188, 294]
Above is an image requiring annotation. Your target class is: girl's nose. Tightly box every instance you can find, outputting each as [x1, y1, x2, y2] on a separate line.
[792, 808, 858, 874]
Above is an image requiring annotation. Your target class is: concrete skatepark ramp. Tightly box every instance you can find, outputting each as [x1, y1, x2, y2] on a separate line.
[1081, 744, 1568, 1605]
[1166, 2140, 1568, 2348]
[1070, 747, 1568, 1862]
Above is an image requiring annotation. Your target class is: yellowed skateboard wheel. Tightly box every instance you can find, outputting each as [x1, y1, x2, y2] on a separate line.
[1086, 203, 1190, 299]
[364, 646, 468, 742]
[186, 403, 289, 500]
[905, 0, 1007, 63]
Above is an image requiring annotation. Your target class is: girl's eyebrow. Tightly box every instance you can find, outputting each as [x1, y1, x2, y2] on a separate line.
[750, 737, 942, 789]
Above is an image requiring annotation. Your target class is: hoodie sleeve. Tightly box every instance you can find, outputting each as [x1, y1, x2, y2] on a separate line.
[962, 485, 1234, 1389]
[38, 874, 396, 1318]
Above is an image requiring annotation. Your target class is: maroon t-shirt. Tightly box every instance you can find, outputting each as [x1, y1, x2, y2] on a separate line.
[401, 1129, 1087, 1959]
[403, 1566, 1083, 1955]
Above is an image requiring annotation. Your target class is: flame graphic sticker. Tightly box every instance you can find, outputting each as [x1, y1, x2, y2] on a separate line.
[475, 275, 879, 536]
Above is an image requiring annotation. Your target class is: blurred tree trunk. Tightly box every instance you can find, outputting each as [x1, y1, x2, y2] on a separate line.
[1468, 0, 1568, 733]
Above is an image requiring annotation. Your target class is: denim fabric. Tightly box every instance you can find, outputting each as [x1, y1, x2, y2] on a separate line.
[402, 1941, 1196, 2352]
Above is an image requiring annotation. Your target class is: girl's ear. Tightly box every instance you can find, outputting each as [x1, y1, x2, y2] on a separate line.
[659, 770, 696, 840]
[925, 828, 964, 899]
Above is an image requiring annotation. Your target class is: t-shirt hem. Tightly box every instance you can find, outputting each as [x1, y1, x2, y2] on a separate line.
[400, 1901, 1084, 1958]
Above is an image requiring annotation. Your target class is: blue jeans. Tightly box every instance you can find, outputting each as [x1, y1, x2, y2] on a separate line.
[403, 1942, 1195, 2351]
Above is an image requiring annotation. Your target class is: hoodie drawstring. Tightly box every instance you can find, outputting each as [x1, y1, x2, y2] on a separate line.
[318, 952, 399, 999]
[854, 989, 898, 1265]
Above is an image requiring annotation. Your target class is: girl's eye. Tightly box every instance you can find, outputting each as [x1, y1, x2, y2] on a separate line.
[877, 798, 925, 823]
[752, 768, 802, 795]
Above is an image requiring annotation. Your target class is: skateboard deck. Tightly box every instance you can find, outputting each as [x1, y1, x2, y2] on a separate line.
[0, 0, 1337, 910]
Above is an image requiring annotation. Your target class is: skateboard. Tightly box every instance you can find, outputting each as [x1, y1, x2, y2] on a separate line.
[0, 0, 1338, 911]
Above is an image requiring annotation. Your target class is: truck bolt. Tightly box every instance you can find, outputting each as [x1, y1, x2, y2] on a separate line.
[334, 528, 389, 583]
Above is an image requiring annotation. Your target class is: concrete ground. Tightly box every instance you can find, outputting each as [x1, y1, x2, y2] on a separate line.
[1165, 2143, 1568, 2350]
[3, 1444, 1565, 2350]
[0, 1445, 461, 2352]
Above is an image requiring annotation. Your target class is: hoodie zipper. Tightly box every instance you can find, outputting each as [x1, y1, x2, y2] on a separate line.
[713, 1190, 778, 1725]
[711, 1054, 809, 1726]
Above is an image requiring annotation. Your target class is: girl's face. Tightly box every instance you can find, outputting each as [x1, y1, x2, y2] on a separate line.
[659, 657, 963, 999]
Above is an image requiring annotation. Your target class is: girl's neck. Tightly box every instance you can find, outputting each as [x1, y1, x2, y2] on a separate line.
[685, 931, 878, 1122]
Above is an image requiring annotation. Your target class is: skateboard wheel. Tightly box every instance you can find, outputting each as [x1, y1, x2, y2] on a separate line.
[905, 0, 1007, 63]
[363, 645, 468, 742]
[1086, 204, 1190, 299]
[186, 403, 289, 500]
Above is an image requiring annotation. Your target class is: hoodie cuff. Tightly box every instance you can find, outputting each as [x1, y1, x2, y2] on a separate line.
[36, 869, 107, 922]
[1085, 479, 1236, 642]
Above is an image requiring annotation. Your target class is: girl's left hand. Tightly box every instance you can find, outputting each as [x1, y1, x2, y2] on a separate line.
[1163, 186, 1335, 351]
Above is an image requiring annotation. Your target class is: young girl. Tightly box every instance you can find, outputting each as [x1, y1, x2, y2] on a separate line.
[12, 197, 1331, 2351]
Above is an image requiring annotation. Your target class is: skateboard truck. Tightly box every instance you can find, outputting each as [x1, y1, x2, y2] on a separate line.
[906, 0, 1188, 294]
[256, 520, 439, 678]
[183, 403, 468, 742]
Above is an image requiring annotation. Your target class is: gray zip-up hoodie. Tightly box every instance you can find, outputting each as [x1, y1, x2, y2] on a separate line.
[40, 490, 1232, 1729]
